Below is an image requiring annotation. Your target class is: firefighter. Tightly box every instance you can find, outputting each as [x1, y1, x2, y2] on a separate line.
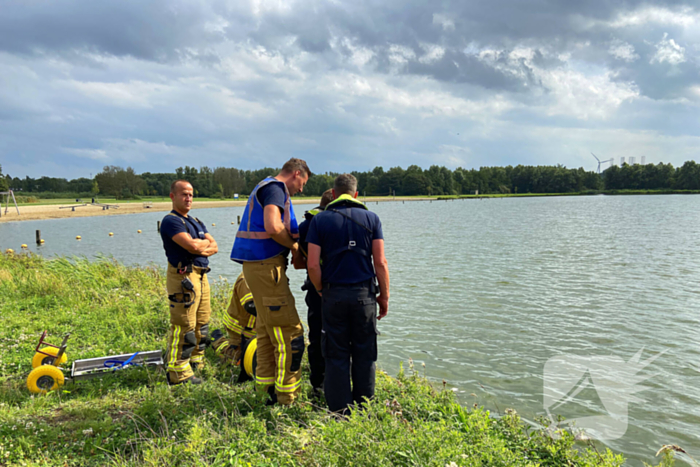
[230, 158, 310, 405]
[160, 180, 218, 385]
[307, 173, 390, 413]
[293, 189, 334, 395]
[211, 272, 257, 382]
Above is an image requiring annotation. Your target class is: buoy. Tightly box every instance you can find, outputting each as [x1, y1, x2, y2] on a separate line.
[40, 239, 45, 244]
[21, 244, 28, 249]
[212, 223, 216, 227]
[5, 249, 14, 254]
[137, 230, 142, 234]
[76, 236, 81, 240]
[231, 222, 234, 224]
[109, 232, 114, 236]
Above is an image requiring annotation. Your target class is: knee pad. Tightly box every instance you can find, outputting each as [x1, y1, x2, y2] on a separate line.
[289, 335, 305, 373]
[198, 324, 210, 350]
[182, 331, 197, 359]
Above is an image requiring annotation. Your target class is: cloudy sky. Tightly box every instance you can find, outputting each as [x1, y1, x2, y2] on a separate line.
[1, 0, 699, 179]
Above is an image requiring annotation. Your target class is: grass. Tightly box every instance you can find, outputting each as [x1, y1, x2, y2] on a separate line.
[0, 253, 677, 466]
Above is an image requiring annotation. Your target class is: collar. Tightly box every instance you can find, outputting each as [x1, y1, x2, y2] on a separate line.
[326, 194, 368, 210]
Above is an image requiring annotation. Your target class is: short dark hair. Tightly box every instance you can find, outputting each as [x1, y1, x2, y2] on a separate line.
[320, 189, 334, 208]
[170, 180, 192, 194]
[281, 158, 311, 177]
[333, 174, 357, 195]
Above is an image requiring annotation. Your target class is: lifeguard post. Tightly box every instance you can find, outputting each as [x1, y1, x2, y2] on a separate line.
[0, 189, 20, 218]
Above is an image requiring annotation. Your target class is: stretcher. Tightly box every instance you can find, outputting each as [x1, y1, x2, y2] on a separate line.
[26, 331, 164, 394]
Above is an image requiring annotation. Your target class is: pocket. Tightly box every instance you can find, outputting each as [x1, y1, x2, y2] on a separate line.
[262, 296, 297, 327]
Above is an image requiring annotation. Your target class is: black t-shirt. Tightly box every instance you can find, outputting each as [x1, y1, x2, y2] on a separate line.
[306, 202, 383, 284]
[160, 210, 210, 268]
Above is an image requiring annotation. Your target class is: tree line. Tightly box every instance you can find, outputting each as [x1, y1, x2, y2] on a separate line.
[2, 161, 700, 199]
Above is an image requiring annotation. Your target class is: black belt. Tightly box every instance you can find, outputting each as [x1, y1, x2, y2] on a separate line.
[324, 280, 372, 289]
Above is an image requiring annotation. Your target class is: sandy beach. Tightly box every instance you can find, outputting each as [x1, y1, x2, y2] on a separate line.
[0, 197, 431, 223]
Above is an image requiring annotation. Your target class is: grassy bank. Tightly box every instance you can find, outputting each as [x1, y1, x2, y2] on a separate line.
[0, 254, 674, 466]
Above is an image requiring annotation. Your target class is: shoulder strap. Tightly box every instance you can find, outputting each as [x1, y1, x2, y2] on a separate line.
[166, 212, 186, 225]
[323, 207, 372, 262]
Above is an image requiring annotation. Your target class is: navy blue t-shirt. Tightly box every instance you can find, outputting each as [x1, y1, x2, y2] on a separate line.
[256, 182, 290, 256]
[298, 207, 322, 257]
[160, 210, 210, 268]
[257, 183, 286, 212]
[306, 201, 383, 284]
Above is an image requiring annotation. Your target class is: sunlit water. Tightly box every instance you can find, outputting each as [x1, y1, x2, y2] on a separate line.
[2, 195, 699, 465]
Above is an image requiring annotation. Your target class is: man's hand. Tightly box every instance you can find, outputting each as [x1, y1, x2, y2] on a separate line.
[377, 294, 388, 320]
[199, 233, 219, 257]
[172, 233, 210, 255]
[291, 244, 306, 269]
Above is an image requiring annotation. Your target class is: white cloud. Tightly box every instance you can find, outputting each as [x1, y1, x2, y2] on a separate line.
[60, 80, 173, 109]
[418, 43, 445, 64]
[61, 147, 109, 161]
[432, 13, 455, 31]
[387, 44, 416, 65]
[608, 6, 699, 29]
[608, 40, 639, 62]
[650, 33, 686, 65]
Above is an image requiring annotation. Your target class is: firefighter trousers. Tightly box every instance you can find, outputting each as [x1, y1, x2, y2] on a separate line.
[165, 265, 211, 383]
[243, 255, 305, 405]
[305, 284, 325, 390]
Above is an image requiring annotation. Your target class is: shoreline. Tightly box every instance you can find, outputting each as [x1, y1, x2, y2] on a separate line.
[0, 197, 433, 223]
[2, 190, 698, 223]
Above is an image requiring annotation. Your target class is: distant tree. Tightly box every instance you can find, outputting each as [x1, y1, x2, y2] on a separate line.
[0, 164, 8, 191]
[95, 166, 147, 198]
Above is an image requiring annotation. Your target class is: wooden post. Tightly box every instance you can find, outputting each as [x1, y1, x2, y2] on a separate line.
[36, 230, 41, 245]
[157, 221, 161, 233]
[237, 215, 241, 224]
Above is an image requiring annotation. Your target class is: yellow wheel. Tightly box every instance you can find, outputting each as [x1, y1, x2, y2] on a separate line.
[31, 347, 68, 368]
[243, 338, 257, 378]
[27, 365, 65, 394]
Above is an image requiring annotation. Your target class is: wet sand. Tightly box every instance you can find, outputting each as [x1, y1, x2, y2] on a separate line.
[0, 197, 430, 223]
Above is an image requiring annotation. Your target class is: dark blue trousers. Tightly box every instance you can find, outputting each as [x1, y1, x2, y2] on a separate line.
[322, 284, 378, 413]
[305, 286, 325, 389]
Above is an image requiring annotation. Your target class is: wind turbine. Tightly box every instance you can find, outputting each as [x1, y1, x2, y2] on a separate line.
[591, 153, 614, 174]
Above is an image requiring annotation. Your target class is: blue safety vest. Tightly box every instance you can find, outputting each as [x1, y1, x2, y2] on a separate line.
[230, 177, 299, 263]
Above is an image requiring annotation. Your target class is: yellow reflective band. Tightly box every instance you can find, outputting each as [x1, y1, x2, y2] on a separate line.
[239, 293, 253, 305]
[246, 315, 256, 330]
[190, 355, 204, 363]
[222, 314, 242, 331]
[255, 376, 275, 384]
[273, 327, 287, 388]
[215, 342, 229, 354]
[242, 329, 256, 338]
[169, 325, 181, 370]
[275, 379, 301, 392]
[168, 361, 190, 372]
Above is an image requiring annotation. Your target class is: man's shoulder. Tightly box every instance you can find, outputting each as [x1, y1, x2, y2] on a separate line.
[161, 212, 185, 229]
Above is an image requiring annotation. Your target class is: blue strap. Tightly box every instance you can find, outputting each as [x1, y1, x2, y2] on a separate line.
[104, 352, 140, 370]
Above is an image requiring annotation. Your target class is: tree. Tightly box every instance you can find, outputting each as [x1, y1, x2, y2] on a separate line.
[0, 165, 8, 191]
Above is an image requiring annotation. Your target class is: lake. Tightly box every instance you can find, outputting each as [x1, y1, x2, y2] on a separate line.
[2, 195, 699, 466]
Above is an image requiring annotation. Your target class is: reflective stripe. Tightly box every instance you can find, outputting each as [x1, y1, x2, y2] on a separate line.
[223, 314, 243, 333]
[215, 341, 229, 354]
[273, 327, 286, 389]
[276, 379, 301, 392]
[255, 376, 275, 384]
[168, 360, 190, 372]
[235, 231, 272, 240]
[190, 355, 204, 363]
[242, 329, 256, 338]
[247, 315, 256, 330]
[168, 325, 181, 370]
[239, 293, 253, 305]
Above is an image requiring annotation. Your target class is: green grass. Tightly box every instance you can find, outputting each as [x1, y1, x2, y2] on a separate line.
[0, 253, 675, 466]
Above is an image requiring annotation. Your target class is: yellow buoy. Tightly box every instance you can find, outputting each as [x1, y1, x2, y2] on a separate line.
[21, 244, 28, 249]
[40, 239, 45, 244]
[137, 230, 142, 234]
[109, 232, 114, 236]
[5, 249, 14, 254]
[76, 236, 81, 240]
[212, 223, 216, 227]
[231, 221, 235, 224]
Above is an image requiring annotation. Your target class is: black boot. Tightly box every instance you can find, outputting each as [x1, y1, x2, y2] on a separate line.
[265, 385, 278, 406]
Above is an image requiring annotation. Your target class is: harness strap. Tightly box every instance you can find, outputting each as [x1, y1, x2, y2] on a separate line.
[323, 207, 372, 262]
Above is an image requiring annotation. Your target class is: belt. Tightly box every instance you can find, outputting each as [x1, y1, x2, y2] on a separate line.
[323, 280, 372, 289]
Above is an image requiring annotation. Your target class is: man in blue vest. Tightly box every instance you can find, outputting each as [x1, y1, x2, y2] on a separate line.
[306, 174, 390, 414]
[160, 180, 219, 385]
[293, 189, 334, 395]
[230, 158, 310, 405]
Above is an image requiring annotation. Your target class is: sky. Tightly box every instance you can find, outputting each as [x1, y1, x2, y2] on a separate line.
[0, 0, 699, 179]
